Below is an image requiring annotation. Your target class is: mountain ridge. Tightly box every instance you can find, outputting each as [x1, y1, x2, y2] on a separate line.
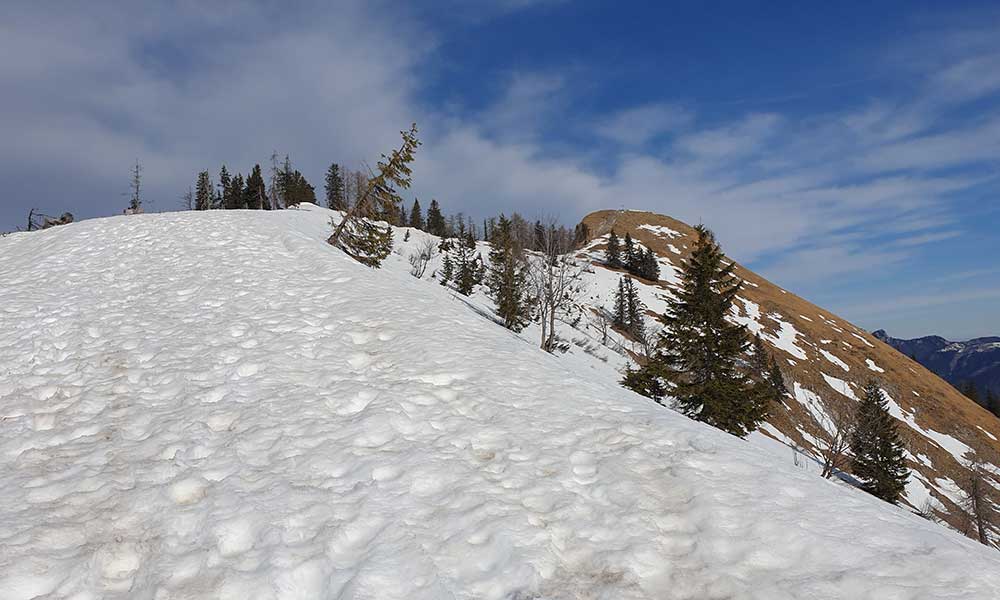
[873, 329, 1000, 405]
[577, 209, 1000, 532]
[3, 206, 1000, 598]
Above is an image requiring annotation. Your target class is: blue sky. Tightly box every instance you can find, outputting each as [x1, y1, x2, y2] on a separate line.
[1, 1, 998, 339]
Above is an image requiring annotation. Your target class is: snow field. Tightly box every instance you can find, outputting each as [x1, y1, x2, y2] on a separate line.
[2, 206, 1000, 598]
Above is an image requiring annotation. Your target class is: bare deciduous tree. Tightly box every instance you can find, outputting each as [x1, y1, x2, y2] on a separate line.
[960, 459, 996, 546]
[408, 236, 436, 279]
[815, 398, 856, 479]
[592, 308, 611, 346]
[528, 219, 584, 352]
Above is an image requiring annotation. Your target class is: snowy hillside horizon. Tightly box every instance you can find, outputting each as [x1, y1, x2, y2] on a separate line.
[2, 206, 1000, 599]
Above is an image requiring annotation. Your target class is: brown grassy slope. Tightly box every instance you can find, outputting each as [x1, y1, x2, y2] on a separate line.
[581, 209, 1000, 521]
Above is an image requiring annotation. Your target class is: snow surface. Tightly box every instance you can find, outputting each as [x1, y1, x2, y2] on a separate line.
[865, 358, 885, 373]
[818, 349, 850, 372]
[3, 206, 1000, 599]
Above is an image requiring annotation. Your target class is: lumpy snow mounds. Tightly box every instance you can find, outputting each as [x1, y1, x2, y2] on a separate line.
[1, 206, 999, 599]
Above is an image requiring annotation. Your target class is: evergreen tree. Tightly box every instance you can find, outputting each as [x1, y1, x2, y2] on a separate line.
[986, 389, 1000, 418]
[639, 247, 660, 281]
[750, 333, 787, 405]
[440, 252, 454, 285]
[606, 230, 621, 268]
[327, 125, 419, 268]
[282, 170, 317, 206]
[195, 171, 213, 211]
[623, 233, 638, 272]
[624, 277, 644, 337]
[850, 381, 909, 503]
[219, 165, 232, 209]
[487, 214, 530, 331]
[533, 220, 545, 252]
[454, 231, 478, 296]
[226, 173, 245, 209]
[426, 199, 446, 237]
[613, 278, 627, 329]
[324, 163, 347, 210]
[750, 333, 770, 376]
[244, 165, 265, 210]
[626, 225, 768, 437]
[767, 356, 786, 399]
[960, 381, 981, 405]
[409, 199, 424, 231]
[573, 222, 590, 248]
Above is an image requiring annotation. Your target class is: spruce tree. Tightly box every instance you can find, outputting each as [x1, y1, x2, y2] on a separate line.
[639, 247, 660, 281]
[624, 277, 644, 337]
[613, 278, 627, 328]
[488, 214, 529, 331]
[324, 163, 347, 210]
[195, 171, 213, 211]
[850, 381, 909, 503]
[226, 173, 245, 209]
[606, 230, 621, 268]
[623, 233, 638, 272]
[219, 165, 232, 209]
[328, 124, 419, 267]
[282, 170, 316, 206]
[409, 199, 424, 231]
[440, 252, 453, 285]
[961, 381, 981, 405]
[767, 356, 786, 398]
[454, 231, 478, 296]
[426, 199, 446, 237]
[626, 225, 768, 437]
[751, 333, 770, 376]
[244, 165, 265, 210]
[986, 389, 1000, 418]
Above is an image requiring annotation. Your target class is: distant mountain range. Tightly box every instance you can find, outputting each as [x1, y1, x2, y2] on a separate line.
[873, 330, 1000, 407]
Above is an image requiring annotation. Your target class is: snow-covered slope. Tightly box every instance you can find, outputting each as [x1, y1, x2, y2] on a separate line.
[576, 210, 1000, 533]
[2, 206, 1000, 599]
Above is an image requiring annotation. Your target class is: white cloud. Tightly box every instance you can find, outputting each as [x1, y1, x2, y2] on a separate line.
[595, 103, 692, 145]
[0, 0, 995, 309]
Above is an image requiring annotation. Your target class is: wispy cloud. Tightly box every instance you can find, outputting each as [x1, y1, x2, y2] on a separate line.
[0, 1, 996, 314]
[595, 103, 692, 146]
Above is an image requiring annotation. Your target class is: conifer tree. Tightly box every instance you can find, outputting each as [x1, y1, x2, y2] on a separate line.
[487, 214, 530, 331]
[625, 225, 768, 437]
[440, 252, 453, 285]
[454, 231, 478, 296]
[226, 173, 245, 209]
[751, 333, 770, 376]
[767, 356, 786, 398]
[328, 124, 419, 267]
[324, 163, 347, 210]
[219, 165, 232, 209]
[244, 165, 265, 210]
[426, 199, 446, 237]
[409, 199, 424, 231]
[606, 230, 621, 268]
[986, 389, 1000, 418]
[613, 278, 627, 329]
[850, 381, 909, 504]
[623, 233, 638, 272]
[639, 247, 660, 281]
[960, 381, 981, 405]
[195, 171, 213, 211]
[624, 277, 644, 337]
